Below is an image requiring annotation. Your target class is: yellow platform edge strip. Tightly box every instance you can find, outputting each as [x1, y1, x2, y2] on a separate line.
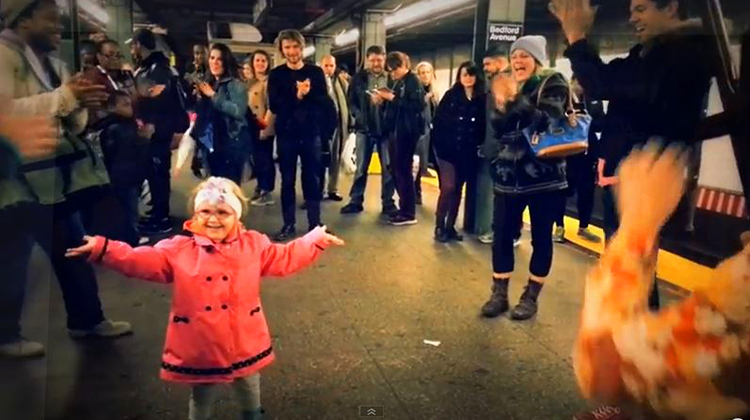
[402, 158, 711, 292]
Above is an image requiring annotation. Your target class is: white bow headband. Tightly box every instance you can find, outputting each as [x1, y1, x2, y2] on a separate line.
[194, 177, 243, 217]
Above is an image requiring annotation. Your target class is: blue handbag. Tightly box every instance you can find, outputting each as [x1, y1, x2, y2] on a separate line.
[523, 75, 591, 159]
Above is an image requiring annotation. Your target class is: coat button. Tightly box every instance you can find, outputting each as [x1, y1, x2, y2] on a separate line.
[206, 276, 212, 282]
[222, 304, 228, 310]
[205, 306, 212, 311]
[222, 275, 228, 281]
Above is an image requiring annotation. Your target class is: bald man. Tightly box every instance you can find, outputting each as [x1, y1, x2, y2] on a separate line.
[319, 55, 350, 201]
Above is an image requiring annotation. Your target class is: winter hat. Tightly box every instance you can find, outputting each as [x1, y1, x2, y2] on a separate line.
[1, 0, 37, 28]
[510, 35, 548, 64]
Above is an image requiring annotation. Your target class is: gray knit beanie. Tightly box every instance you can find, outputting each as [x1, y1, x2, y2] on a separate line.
[510, 35, 548, 64]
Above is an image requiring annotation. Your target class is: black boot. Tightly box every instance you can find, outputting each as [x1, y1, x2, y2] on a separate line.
[510, 280, 544, 320]
[434, 226, 449, 243]
[481, 279, 509, 318]
[445, 226, 463, 242]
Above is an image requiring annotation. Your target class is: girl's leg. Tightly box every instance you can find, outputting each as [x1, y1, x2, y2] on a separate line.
[233, 374, 263, 418]
[189, 383, 220, 420]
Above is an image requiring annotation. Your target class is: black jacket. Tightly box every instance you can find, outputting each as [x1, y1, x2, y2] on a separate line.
[564, 23, 715, 174]
[383, 72, 426, 141]
[432, 86, 486, 163]
[93, 115, 149, 187]
[349, 69, 389, 137]
[134, 51, 189, 146]
[484, 72, 569, 195]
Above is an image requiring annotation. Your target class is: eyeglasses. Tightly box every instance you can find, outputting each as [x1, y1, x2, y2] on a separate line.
[196, 209, 234, 220]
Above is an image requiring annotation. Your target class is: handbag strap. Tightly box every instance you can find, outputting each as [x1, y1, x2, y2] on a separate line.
[535, 74, 576, 115]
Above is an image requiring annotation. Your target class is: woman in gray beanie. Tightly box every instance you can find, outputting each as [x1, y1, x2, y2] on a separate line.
[480, 35, 570, 321]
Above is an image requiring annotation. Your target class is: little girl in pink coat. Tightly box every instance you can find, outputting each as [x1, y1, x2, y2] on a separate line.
[66, 177, 344, 420]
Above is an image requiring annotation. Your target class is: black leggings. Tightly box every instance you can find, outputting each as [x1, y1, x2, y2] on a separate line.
[555, 153, 596, 229]
[436, 157, 471, 229]
[493, 191, 563, 278]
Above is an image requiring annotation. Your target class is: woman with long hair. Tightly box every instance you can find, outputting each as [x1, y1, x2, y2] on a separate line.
[480, 35, 569, 321]
[432, 61, 486, 242]
[193, 43, 251, 184]
[246, 50, 277, 206]
[415, 61, 439, 204]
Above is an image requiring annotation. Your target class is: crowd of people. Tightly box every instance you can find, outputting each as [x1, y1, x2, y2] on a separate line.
[0, 0, 723, 418]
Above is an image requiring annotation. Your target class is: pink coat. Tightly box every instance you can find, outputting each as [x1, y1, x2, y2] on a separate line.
[88, 224, 329, 383]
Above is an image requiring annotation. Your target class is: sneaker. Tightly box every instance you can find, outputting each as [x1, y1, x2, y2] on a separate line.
[577, 228, 602, 243]
[0, 338, 45, 358]
[325, 192, 343, 202]
[250, 190, 262, 202]
[388, 214, 417, 226]
[477, 233, 493, 244]
[69, 320, 133, 339]
[340, 203, 364, 214]
[251, 192, 275, 207]
[553, 226, 566, 243]
[138, 236, 150, 245]
[140, 217, 173, 235]
[573, 405, 630, 420]
[274, 224, 296, 242]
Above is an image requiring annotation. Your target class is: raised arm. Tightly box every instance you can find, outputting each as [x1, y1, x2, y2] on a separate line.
[73, 235, 189, 283]
[257, 227, 343, 277]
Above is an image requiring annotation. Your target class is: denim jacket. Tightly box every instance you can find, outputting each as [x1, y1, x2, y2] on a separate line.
[484, 72, 569, 195]
[195, 76, 251, 153]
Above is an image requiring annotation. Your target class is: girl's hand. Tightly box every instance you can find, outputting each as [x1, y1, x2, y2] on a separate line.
[65, 235, 97, 258]
[197, 82, 215, 98]
[314, 226, 345, 247]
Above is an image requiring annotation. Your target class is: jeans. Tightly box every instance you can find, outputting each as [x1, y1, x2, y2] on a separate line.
[277, 135, 323, 227]
[111, 184, 141, 246]
[387, 132, 419, 219]
[253, 136, 276, 193]
[0, 208, 105, 343]
[148, 142, 172, 219]
[348, 132, 396, 209]
[493, 191, 563, 277]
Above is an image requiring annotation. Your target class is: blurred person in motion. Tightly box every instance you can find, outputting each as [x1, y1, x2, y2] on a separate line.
[340, 45, 397, 217]
[432, 61, 486, 243]
[380, 51, 426, 226]
[480, 36, 569, 321]
[192, 43, 252, 185]
[246, 50, 277, 207]
[415, 61, 439, 205]
[66, 176, 345, 420]
[0, 0, 132, 358]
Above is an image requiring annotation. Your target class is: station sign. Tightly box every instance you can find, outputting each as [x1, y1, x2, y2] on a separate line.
[486, 22, 524, 49]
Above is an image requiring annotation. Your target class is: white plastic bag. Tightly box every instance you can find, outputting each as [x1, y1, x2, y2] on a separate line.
[341, 132, 357, 174]
[174, 117, 196, 173]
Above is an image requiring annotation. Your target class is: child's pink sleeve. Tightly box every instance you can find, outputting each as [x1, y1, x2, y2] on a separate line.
[256, 229, 327, 277]
[88, 236, 187, 283]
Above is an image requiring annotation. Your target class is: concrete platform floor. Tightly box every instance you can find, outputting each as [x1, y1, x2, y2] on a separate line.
[0, 171, 658, 420]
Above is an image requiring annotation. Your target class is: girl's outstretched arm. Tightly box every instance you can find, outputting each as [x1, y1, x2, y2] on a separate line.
[66, 235, 188, 283]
